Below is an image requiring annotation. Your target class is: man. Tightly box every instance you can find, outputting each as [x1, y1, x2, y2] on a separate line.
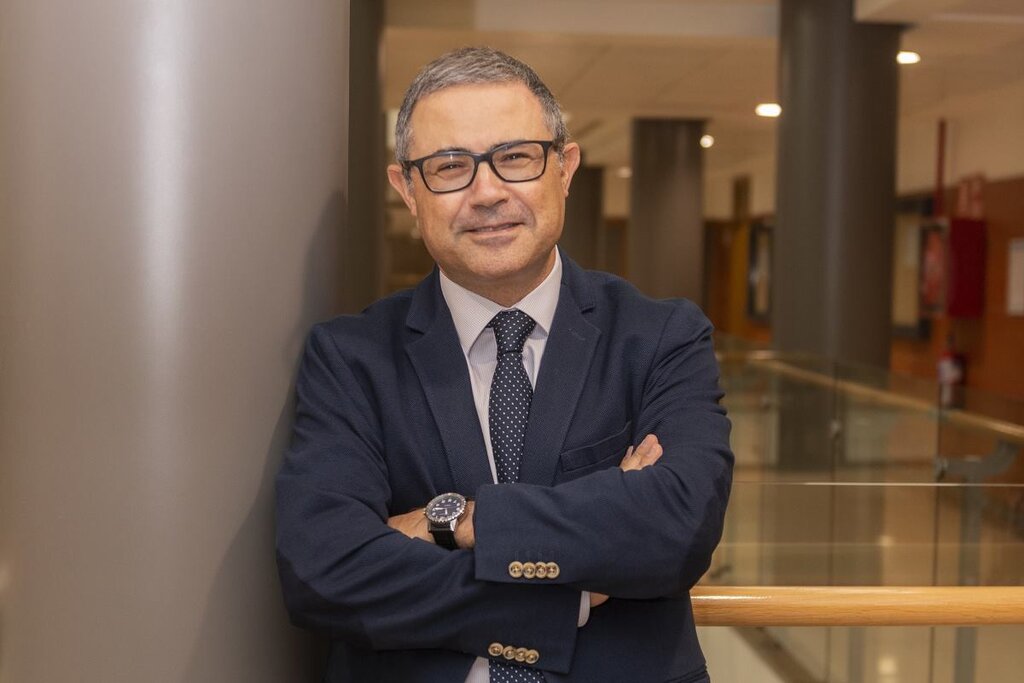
[276, 47, 732, 683]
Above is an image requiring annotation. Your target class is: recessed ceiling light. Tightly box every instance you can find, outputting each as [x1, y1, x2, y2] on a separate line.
[755, 103, 781, 118]
[616, 166, 632, 179]
[897, 51, 921, 65]
[700, 134, 715, 149]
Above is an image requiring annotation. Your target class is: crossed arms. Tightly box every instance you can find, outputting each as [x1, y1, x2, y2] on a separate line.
[386, 434, 666, 609]
[275, 301, 733, 673]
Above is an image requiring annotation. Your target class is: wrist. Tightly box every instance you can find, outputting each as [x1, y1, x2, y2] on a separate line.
[455, 500, 475, 549]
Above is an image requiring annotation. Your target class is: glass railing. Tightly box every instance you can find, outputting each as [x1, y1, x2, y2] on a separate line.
[700, 341, 1024, 682]
[708, 481, 1024, 588]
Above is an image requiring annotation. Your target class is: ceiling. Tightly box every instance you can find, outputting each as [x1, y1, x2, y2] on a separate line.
[382, 0, 1024, 171]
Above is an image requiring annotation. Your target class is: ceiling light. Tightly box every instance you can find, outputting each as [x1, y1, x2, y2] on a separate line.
[699, 134, 715, 149]
[897, 51, 921, 65]
[616, 166, 632, 179]
[755, 103, 781, 118]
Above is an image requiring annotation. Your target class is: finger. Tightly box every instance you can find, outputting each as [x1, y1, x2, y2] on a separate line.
[630, 435, 662, 468]
[639, 443, 663, 466]
[618, 445, 636, 471]
[633, 434, 657, 458]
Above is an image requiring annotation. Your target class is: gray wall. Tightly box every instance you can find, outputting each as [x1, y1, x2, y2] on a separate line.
[0, 1, 349, 680]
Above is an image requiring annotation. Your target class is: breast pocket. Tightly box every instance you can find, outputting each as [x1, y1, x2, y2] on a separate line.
[558, 422, 632, 478]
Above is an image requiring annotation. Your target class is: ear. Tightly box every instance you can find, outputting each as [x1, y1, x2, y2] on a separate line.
[558, 142, 582, 197]
[387, 163, 418, 216]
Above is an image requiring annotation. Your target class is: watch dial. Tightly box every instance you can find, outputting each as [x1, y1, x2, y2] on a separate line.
[428, 494, 465, 523]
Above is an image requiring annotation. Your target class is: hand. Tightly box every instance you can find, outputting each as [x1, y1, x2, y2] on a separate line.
[619, 434, 663, 472]
[387, 507, 432, 543]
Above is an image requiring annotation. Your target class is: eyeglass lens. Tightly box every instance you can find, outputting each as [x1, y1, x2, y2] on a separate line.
[421, 141, 547, 192]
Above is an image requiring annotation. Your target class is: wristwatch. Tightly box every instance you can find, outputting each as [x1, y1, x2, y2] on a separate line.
[424, 492, 468, 549]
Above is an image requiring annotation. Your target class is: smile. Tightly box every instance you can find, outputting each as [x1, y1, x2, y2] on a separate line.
[465, 222, 520, 233]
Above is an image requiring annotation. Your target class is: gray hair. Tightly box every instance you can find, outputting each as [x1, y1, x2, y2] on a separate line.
[394, 46, 569, 169]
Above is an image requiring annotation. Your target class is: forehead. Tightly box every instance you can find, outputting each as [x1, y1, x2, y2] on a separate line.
[408, 82, 551, 157]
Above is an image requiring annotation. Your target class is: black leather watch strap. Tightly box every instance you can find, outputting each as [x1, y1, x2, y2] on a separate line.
[429, 522, 458, 549]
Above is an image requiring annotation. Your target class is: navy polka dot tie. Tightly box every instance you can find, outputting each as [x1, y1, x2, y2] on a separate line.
[487, 309, 545, 682]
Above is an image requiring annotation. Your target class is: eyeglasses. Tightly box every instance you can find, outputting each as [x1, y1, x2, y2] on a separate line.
[402, 140, 557, 194]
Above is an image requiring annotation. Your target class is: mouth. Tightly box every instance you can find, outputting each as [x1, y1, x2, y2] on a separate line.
[463, 222, 521, 234]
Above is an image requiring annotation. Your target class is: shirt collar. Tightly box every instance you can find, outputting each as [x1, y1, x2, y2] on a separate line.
[439, 248, 562, 355]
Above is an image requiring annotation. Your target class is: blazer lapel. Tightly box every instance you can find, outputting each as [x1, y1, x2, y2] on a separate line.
[520, 259, 600, 485]
[405, 271, 493, 495]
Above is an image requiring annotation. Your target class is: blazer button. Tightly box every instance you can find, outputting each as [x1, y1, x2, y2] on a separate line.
[525, 649, 540, 665]
[522, 562, 537, 579]
[502, 645, 517, 660]
[545, 562, 560, 579]
[535, 563, 548, 579]
[488, 642, 504, 657]
[514, 647, 528, 662]
[508, 561, 524, 578]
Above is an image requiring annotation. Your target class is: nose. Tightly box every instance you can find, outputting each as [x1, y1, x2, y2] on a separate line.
[467, 159, 509, 207]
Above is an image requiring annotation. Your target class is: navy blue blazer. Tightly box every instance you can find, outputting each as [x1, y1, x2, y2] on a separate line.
[276, 256, 733, 682]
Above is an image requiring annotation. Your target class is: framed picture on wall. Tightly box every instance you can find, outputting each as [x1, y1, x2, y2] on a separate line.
[891, 195, 934, 338]
[1009, 238, 1024, 316]
[919, 221, 946, 316]
[892, 213, 930, 338]
[747, 220, 772, 323]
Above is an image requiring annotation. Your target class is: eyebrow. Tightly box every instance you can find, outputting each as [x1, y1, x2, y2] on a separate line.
[425, 139, 528, 157]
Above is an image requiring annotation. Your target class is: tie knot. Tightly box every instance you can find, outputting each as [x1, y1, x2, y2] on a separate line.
[488, 309, 536, 355]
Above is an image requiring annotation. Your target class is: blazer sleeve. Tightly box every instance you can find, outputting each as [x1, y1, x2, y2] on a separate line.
[275, 325, 582, 674]
[471, 300, 733, 598]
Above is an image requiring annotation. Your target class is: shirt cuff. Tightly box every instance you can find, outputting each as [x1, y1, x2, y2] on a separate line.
[578, 591, 591, 627]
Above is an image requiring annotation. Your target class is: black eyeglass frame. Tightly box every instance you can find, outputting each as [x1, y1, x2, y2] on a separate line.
[401, 139, 559, 194]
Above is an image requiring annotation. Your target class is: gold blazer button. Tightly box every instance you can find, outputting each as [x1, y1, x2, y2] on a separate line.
[488, 642, 504, 657]
[503, 645, 517, 660]
[508, 561, 524, 578]
[522, 562, 537, 579]
[525, 649, 540, 664]
[545, 562, 560, 579]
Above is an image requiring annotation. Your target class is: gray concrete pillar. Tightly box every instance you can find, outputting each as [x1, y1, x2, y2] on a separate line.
[629, 119, 706, 303]
[773, 0, 901, 367]
[772, 1, 899, 506]
[561, 165, 603, 269]
[346, 0, 386, 311]
[0, 1, 349, 680]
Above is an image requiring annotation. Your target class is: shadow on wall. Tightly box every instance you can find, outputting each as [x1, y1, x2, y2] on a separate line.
[181, 192, 345, 682]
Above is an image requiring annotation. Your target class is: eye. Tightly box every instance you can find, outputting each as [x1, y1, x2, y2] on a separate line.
[426, 155, 472, 177]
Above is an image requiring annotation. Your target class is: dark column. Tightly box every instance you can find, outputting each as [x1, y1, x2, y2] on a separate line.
[0, 0, 348, 679]
[561, 165, 603, 269]
[629, 119, 706, 303]
[345, 0, 386, 311]
[773, 0, 901, 366]
[773, 0, 901, 472]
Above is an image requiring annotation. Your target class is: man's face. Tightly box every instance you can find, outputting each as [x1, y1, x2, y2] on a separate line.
[387, 82, 581, 301]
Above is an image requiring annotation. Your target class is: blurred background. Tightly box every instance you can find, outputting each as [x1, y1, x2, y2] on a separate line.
[1, 0, 1022, 681]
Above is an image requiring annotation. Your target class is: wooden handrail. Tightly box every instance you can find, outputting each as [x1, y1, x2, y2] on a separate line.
[717, 352, 1024, 446]
[691, 586, 1024, 626]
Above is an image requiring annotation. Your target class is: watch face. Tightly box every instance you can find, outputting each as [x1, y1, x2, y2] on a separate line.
[426, 493, 466, 524]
